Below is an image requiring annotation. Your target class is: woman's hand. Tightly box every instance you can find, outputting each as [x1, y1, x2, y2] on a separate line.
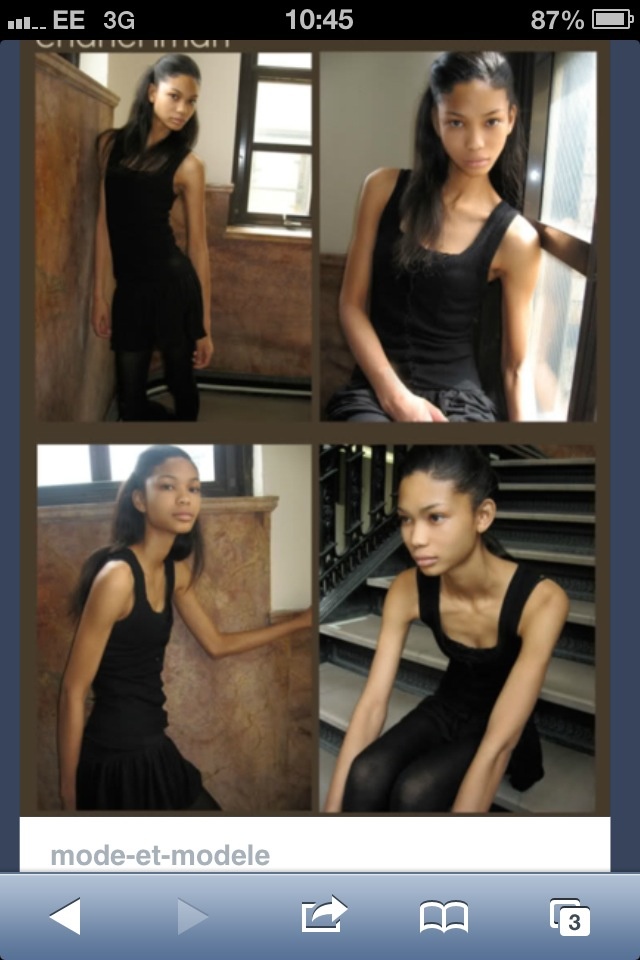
[385, 389, 449, 423]
[91, 296, 111, 339]
[290, 607, 312, 630]
[193, 334, 214, 369]
[60, 787, 77, 812]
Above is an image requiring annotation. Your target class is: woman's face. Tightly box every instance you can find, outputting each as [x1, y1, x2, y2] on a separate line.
[134, 457, 202, 535]
[148, 74, 199, 134]
[397, 471, 491, 576]
[432, 79, 515, 179]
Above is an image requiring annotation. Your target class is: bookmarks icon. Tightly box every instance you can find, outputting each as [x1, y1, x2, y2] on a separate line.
[419, 900, 469, 933]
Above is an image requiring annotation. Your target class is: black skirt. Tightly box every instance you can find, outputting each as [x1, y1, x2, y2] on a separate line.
[76, 731, 208, 811]
[326, 382, 497, 423]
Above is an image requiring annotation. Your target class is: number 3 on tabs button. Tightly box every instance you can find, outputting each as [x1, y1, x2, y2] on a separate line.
[549, 899, 591, 937]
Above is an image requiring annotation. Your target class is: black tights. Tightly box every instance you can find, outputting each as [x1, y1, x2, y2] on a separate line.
[115, 344, 199, 421]
[342, 703, 483, 812]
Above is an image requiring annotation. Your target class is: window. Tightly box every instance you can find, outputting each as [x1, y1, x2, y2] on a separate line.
[231, 53, 312, 227]
[523, 52, 597, 421]
[37, 446, 253, 505]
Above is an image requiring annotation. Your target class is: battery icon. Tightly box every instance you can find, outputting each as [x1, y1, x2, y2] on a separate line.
[592, 8, 634, 27]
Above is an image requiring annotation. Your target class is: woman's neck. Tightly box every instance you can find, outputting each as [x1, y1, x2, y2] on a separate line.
[442, 166, 500, 211]
[146, 118, 172, 149]
[129, 530, 175, 569]
[441, 544, 508, 601]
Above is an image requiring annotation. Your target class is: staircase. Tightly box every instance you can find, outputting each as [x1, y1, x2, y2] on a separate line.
[319, 449, 596, 813]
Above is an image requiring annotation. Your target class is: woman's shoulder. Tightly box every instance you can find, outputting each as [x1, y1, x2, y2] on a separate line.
[92, 556, 136, 590]
[501, 213, 540, 258]
[83, 557, 136, 622]
[384, 567, 420, 622]
[524, 574, 569, 611]
[176, 150, 204, 173]
[173, 151, 205, 196]
[96, 128, 119, 172]
[173, 558, 195, 594]
[351, 168, 406, 232]
[365, 167, 404, 188]
[494, 213, 541, 278]
[362, 167, 404, 203]
[504, 211, 539, 245]
[517, 571, 569, 634]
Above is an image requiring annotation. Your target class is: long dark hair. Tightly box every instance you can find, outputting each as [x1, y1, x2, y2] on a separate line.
[397, 51, 525, 269]
[100, 54, 201, 173]
[70, 445, 205, 619]
[399, 445, 508, 557]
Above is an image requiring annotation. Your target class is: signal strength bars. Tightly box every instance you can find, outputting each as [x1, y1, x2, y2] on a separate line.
[7, 17, 46, 28]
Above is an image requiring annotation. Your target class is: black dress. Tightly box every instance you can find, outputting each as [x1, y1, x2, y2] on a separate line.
[76, 548, 213, 811]
[105, 131, 206, 353]
[326, 169, 519, 422]
[341, 565, 545, 812]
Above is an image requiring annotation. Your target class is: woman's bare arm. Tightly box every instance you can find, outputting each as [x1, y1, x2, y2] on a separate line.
[175, 152, 214, 368]
[451, 579, 569, 813]
[496, 216, 541, 421]
[323, 569, 418, 812]
[339, 169, 447, 423]
[91, 132, 115, 338]
[58, 562, 134, 810]
[173, 561, 311, 659]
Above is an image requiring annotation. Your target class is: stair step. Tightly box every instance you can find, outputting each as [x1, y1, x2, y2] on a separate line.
[499, 483, 595, 492]
[494, 458, 595, 467]
[498, 511, 594, 524]
[366, 577, 595, 627]
[319, 664, 594, 813]
[318, 740, 594, 813]
[320, 660, 420, 732]
[321, 618, 594, 713]
[503, 545, 594, 566]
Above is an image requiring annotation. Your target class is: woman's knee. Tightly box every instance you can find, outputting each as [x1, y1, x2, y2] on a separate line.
[342, 746, 395, 812]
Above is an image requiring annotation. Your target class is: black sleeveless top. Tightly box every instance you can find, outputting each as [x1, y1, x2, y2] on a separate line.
[84, 548, 174, 749]
[417, 564, 545, 791]
[354, 168, 518, 394]
[104, 131, 205, 350]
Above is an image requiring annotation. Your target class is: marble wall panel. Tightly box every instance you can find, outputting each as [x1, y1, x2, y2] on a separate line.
[173, 189, 312, 381]
[35, 53, 117, 422]
[36, 497, 311, 812]
[320, 254, 352, 414]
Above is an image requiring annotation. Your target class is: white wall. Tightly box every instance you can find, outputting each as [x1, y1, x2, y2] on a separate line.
[320, 51, 441, 253]
[79, 52, 241, 184]
[78, 53, 109, 88]
[254, 446, 311, 612]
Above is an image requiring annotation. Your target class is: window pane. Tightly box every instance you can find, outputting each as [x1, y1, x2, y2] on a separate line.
[254, 82, 311, 147]
[529, 251, 587, 420]
[248, 152, 311, 216]
[257, 53, 312, 70]
[38, 446, 91, 486]
[109, 446, 215, 482]
[541, 52, 597, 241]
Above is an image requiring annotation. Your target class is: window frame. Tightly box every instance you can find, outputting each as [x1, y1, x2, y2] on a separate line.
[520, 51, 597, 421]
[230, 52, 312, 228]
[37, 445, 253, 506]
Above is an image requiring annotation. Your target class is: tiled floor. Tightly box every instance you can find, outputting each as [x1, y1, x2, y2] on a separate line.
[106, 388, 311, 422]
